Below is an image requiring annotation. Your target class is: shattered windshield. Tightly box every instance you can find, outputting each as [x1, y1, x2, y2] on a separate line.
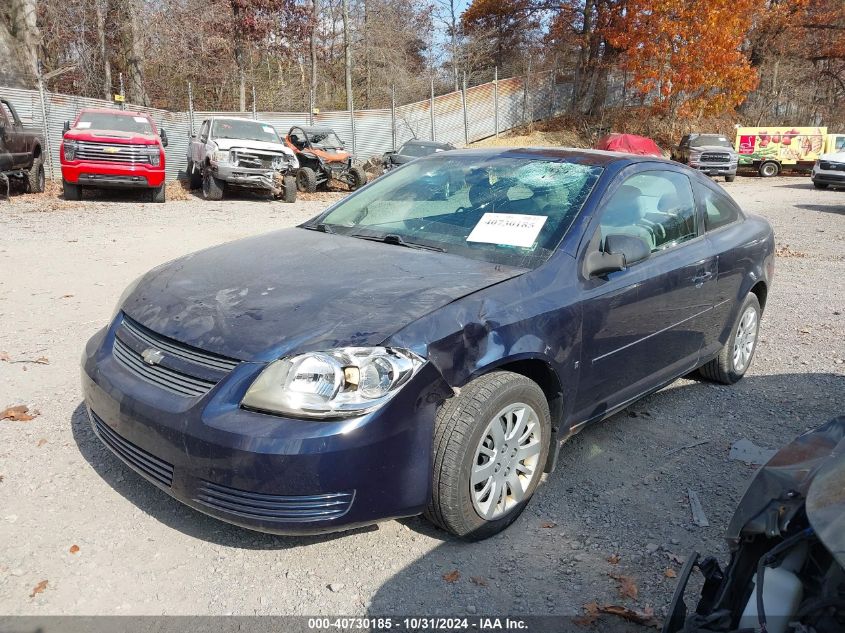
[75, 112, 153, 134]
[307, 154, 603, 268]
[212, 119, 280, 143]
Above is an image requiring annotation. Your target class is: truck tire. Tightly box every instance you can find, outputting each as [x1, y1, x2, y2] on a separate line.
[282, 174, 297, 203]
[26, 158, 45, 193]
[296, 167, 317, 193]
[759, 161, 779, 178]
[150, 184, 166, 203]
[202, 166, 224, 201]
[188, 161, 202, 189]
[347, 165, 367, 191]
[725, 175, 736, 183]
[62, 180, 82, 201]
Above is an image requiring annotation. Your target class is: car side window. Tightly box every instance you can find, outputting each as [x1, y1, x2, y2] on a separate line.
[598, 170, 698, 254]
[699, 186, 740, 231]
[200, 121, 209, 143]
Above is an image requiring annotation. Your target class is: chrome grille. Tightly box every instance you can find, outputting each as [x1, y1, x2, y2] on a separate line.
[700, 153, 730, 163]
[90, 409, 174, 487]
[113, 336, 216, 397]
[75, 141, 152, 164]
[194, 481, 355, 522]
[232, 151, 276, 170]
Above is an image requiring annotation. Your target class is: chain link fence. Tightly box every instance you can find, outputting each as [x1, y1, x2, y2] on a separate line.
[2, 71, 570, 183]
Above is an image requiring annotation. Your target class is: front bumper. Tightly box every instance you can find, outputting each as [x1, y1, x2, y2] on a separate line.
[812, 168, 845, 186]
[81, 320, 446, 534]
[61, 161, 165, 188]
[212, 163, 289, 191]
[689, 162, 737, 177]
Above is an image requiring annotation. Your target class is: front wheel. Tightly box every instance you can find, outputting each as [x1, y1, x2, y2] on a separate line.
[347, 165, 367, 191]
[62, 180, 82, 201]
[27, 158, 45, 193]
[813, 181, 828, 190]
[699, 293, 761, 384]
[296, 167, 317, 193]
[725, 175, 736, 183]
[425, 371, 551, 540]
[150, 184, 166, 203]
[282, 174, 297, 203]
[202, 166, 224, 201]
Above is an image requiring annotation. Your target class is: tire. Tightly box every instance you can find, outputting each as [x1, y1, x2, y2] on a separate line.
[813, 181, 828, 190]
[759, 161, 779, 178]
[62, 180, 82, 201]
[202, 166, 224, 201]
[282, 174, 297, 203]
[699, 293, 761, 385]
[347, 165, 367, 191]
[188, 161, 202, 189]
[725, 175, 736, 183]
[150, 184, 166, 203]
[425, 371, 551, 541]
[26, 158, 45, 193]
[296, 167, 317, 193]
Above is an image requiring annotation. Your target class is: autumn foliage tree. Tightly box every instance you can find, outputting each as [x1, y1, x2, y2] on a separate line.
[606, 0, 760, 117]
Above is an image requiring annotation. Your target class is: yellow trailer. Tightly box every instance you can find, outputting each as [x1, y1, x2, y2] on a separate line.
[735, 126, 827, 177]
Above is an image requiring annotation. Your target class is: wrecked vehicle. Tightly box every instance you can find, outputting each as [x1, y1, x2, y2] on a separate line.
[382, 139, 455, 172]
[82, 148, 773, 540]
[61, 108, 168, 202]
[187, 117, 298, 202]
[664, 417, 845, 633]
[285, 125, 367, 192]
[0, 96, 45, 197]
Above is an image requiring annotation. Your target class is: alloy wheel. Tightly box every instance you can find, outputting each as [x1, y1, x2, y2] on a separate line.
[732, 306, 758, 372]
[470, 402, 543, 520]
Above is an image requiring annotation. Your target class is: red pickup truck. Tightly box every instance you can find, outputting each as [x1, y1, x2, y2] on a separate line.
[60, 108, 168, 202]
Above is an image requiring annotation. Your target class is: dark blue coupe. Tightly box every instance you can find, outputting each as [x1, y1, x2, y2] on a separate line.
[82, 148, 774, 540]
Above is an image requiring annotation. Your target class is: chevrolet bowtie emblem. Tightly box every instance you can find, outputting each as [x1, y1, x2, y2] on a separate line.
[141, 348, 165, 365]
[103, 146, 121, 153]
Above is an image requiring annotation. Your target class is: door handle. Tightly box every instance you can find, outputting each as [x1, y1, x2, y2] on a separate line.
[693, 271, 713, 287]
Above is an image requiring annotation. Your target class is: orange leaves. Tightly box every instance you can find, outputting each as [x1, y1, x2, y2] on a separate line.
[1, 405, 39, 422]
[29, 580, 48, 598]
[442, 570, 461, 583]
[609, 572, 639, 601]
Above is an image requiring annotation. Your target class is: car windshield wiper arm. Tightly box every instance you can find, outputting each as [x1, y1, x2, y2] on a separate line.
[302, 222, 335, 234]
[350, 232, 445, 252]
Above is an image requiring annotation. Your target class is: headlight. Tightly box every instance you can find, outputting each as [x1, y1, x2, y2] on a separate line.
[212, 149, 231, 163]
[146, 147, 161, 166]
[272, 155, 290, 169]
[242, 347, 424, 419]
[63, 140, 77, 161]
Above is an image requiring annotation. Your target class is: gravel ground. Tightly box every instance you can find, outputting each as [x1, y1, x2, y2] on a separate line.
[0, 177, 843, 624]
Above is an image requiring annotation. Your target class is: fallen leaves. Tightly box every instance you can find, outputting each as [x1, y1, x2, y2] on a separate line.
[1, 405, 39, 422]
[0, 351, 9, 361]
[36, 438, 47, 447]
[664, 567, 677, 578]
[469, 576, 488, 587]
[775, 244, 806, 258]
[609, 572, 639, 600]
[577, 602, 660, 628]
[29, 580, 48, 598]
[442, 570, 460, 583]
[69, 545, 80, 554]
[606, 553, 621, 565]
[540, 521, 557, 528]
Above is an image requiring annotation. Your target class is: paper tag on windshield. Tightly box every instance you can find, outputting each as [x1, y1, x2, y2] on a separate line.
[262, 126, 274, 134]
[133, 117, 147, 123]
[467, 213, 547, 248]
[75, 122, 91, 129]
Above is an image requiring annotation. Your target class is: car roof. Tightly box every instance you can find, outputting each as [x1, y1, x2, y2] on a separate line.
[437, 146, 672, 167]
[78, 107, 149, 118]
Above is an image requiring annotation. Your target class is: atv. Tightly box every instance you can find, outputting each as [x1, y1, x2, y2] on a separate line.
[285, 126, 367, 193]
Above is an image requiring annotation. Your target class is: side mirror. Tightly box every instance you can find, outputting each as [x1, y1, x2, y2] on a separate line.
[63, 121, 70, 134]
[585, 234, 650, 277]
[159, 128, 168, 147]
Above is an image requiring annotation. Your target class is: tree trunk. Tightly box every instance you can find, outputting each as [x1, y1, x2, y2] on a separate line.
[310, 0, 320, 113]
[5, 0, 40, 85]
[342, 0, 353, 112]
[122, 0, 149, 106]
[95, 0, 112, 99]
[231, 1, 246, 111]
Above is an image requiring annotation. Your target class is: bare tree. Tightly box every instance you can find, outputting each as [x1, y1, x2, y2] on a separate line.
[342, 0, 353, 111]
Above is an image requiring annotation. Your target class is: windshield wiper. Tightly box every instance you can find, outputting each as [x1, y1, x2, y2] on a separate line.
[350, 232, 445, 252]
[302, 222, 335, 233]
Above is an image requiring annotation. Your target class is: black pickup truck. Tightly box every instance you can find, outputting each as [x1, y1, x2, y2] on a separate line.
[0, 96, 45, 195]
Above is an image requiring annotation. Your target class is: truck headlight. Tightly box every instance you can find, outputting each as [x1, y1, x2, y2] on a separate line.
[212, 150, 231, 163]
[242, 347, 424, 419]
[146, 147, 161, 166]
[63, 140, 77, 161]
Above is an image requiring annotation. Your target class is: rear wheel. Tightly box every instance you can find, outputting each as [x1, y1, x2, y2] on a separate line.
[347, 165, 367, 191]
[425, 371, 551, 540]
[699, 293, 761, 384]
[150, 184, 166, 203]
[62, 180, 82, 201]
[759, 161, 779, 178]
[202, 166, 224, 201]
[27, 158, 45, 193]
[282, 174, 297, 203]
[296, 167, 317, 193]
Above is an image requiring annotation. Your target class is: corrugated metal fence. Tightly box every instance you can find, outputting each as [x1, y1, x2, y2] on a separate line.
[2, 72, 569, 182]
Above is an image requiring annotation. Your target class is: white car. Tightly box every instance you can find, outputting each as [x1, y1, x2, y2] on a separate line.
[187, 117, 299, 202]
[812, 151, 845, 190]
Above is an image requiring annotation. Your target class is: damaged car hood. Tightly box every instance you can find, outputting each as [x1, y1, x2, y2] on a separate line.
[121, 228, 525, 362]
[213, 137, 295, 156]
[727, 416, 845, 566]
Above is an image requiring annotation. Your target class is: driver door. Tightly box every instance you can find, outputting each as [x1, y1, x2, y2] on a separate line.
[572, 167, 717, 422]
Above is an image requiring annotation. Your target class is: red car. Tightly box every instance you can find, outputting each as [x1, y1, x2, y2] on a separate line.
[60, 108, 168, 202]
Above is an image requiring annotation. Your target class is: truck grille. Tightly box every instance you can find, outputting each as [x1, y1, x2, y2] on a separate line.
[232, 151, 281, 170]
[700, 153, 730, 163]
[112, 314, 239, 397]
[194, 481, 355, 522]
[76, 141, 152, 164]
[90, 409, 174, 487]
[819, 161, 845, 171]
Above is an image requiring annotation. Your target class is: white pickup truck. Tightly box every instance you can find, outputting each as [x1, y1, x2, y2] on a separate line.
[187, 117, 298, 202]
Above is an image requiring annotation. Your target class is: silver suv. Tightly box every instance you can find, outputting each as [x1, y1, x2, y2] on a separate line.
[672, 133, 738, 182]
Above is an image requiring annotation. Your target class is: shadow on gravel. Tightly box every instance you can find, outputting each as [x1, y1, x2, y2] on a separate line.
[794, 203, 845, 215]
[69, 401, 378, 549]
